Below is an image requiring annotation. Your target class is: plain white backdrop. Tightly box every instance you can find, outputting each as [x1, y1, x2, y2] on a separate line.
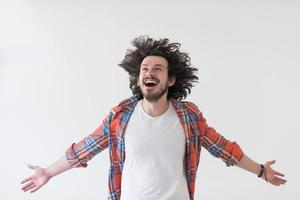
[0, 0, 299, 199]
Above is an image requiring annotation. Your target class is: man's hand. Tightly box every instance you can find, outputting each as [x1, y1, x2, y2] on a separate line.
[21, 164, 51, 193]
[264, 160, 287, 186]
[21, 156, 73, 193]
[237, 154, 287, 186]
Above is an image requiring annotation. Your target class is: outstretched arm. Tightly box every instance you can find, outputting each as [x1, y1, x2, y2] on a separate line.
[21, 110, 113, 193]
[196, 107, 287, 186]
[21, 156, 72, 193]
[236, 154, 287, 186]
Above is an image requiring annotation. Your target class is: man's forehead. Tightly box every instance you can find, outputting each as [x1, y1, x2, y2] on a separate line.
[141, 56, 168, 66]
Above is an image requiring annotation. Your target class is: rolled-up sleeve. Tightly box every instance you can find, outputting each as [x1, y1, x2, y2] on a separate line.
[65, 111, 112, 168]
[198, 111, 244, 166]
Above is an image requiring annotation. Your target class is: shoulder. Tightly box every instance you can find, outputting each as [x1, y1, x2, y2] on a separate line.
[171, 99, 201, 115]
[110, 94, 142, 114]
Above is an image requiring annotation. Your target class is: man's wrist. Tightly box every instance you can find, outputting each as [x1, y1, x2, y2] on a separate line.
[45, 167, 55, 179]
[257, 164, 265, 178]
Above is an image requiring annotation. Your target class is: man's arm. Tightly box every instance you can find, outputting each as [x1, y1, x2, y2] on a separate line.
[21, 156, 72, 193]
[195, 105, 287, 186]
[237, 154, 287, 186]
[21, 110, 113, 193]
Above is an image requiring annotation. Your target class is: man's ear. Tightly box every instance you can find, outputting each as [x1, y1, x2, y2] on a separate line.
[168, 77, 176, 87]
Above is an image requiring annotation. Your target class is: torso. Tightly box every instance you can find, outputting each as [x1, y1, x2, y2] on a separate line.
[120, 100, 189, 200]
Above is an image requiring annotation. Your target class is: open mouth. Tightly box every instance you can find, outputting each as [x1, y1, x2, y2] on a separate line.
[143, 78, 159, 87]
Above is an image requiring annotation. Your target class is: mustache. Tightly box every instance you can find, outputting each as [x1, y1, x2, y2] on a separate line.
[143, 76, 160, 84]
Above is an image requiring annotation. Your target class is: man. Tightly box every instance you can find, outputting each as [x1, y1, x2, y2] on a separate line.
[21, 36, 286, 200]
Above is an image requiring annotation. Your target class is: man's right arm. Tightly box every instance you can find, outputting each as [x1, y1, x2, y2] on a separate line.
[21, 109, 113, 193]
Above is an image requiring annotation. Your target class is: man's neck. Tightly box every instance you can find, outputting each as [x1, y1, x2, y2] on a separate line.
[141, 96, 169, 117]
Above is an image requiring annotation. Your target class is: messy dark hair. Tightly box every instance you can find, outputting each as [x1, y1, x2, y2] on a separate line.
[119, 36, 198, 100]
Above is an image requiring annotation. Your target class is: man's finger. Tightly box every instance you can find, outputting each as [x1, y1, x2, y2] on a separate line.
[21, 177, 32, 184]
[21, 182, 33, 190]
[30, 185, 41, 193]
[22, 182, 34, 191]
[23, 184, 36, 192]
[27, 164, 36, 170]
[272, 177, 285, 186]
[274, 170, 285, 177]
[266, 160, 276, 166]
[274, 177, 287, 184]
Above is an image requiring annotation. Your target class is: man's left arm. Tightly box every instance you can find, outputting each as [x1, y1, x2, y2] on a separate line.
[237, 154, 287, 186]
[195, 106, 287, 186]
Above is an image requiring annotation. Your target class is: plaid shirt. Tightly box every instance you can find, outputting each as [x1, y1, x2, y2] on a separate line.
[66, 94, 244, 200]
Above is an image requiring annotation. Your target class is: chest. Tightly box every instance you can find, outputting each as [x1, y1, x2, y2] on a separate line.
[124, 105, 186, 159]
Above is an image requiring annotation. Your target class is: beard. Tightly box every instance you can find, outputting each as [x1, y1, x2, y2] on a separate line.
[140, 83, 169, 102]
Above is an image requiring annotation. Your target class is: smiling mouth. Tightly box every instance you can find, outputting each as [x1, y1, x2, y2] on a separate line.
[145, 82, 157, 87]
[143, 78, 159, 87]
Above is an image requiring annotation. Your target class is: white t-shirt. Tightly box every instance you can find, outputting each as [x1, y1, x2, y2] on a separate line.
[120, 100, 189, 200]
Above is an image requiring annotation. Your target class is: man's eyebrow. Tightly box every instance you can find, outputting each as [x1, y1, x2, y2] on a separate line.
[154, 64, 165, 68]
[141, 63, 165, 67]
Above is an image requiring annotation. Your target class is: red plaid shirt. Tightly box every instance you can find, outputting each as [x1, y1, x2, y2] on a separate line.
[66, 94, 244, 199]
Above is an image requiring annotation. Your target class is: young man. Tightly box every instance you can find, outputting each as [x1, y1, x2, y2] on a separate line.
[21, 36, 286, 200]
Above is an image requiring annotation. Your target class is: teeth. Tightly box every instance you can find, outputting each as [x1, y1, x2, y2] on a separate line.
[143, 78, 159, 87]
[146, 80, 157, 84]
[144, 78, 159, 84]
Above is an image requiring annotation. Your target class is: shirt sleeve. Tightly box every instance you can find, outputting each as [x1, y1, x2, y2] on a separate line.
[197, 111, 244, 166]
[65, 111, 112, 168]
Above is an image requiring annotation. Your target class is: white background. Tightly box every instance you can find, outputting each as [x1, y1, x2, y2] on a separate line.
[0, 0, 299, 199]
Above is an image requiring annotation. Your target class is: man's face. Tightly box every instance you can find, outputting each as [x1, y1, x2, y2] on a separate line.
[138, 56, 175, 102]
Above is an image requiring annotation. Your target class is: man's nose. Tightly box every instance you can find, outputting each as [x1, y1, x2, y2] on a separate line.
[145, 68, 156, 77]
[145, 73, 155, 79]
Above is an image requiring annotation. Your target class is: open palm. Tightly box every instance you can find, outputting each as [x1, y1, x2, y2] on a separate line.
[264, 160, 286, 186]
[21, 164, 51, 193]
